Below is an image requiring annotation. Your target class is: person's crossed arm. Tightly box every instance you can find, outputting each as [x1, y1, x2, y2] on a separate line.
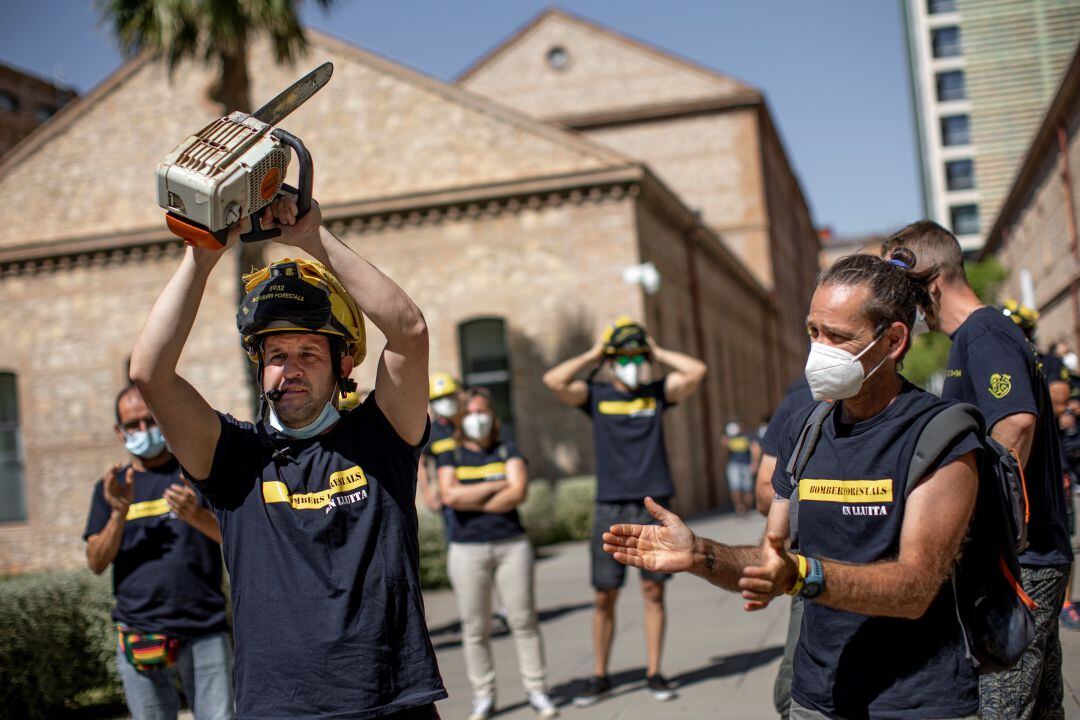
[603, 452, 978, 619]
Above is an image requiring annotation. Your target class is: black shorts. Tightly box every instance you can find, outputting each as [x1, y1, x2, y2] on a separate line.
[591, 498, 673, 589]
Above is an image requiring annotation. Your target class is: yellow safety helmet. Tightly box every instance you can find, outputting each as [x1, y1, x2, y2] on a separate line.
[601, 316, 649, 356]
[1001, 299, 1039, 333]
[339, 388, 362, 411]
[429, 372, 460, 400]
[237, 257, 366, 366]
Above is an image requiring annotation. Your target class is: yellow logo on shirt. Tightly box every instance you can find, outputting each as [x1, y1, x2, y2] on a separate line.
[126, 498, 171, 521]
[598, 398, 657, 417]
[430, 437, 456, 455]
[456, 462, 507, 481]
[728, 437, 750, 453]
[262, 465, 368, 510]
[799, 479, 893, 503]
[989, 373, 1012, 399]
[946, 368, 963, 378]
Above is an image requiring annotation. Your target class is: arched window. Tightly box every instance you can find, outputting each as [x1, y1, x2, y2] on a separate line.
[458, 318, 515, 435]
[0, 92, 17, 113]
[0, 373, 26, 522]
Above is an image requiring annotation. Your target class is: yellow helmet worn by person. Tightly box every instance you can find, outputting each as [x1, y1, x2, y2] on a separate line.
[1001, 299, 1039, 333]
[601, 316, 649, 356]
[429, 372, 460, 401]
[237, 258, 366, 404]
[237, 257, 366, 365]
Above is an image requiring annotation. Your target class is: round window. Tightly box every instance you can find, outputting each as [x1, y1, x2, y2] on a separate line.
[546, 46, 569, 71]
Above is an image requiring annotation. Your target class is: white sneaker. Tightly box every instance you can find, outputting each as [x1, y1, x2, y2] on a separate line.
[528, 691, 559, 718]
[468, 695, 495, 720]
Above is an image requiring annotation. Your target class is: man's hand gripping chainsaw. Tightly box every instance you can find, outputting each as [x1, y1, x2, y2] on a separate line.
[156, 62, 333, 249]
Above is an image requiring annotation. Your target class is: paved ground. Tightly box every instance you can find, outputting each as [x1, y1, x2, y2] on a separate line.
[425, 511, 1080, 720]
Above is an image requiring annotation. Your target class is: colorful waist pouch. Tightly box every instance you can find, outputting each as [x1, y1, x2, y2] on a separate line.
[117, 626, 182, 672]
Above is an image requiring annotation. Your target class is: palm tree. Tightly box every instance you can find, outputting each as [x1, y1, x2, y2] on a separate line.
[97, 0, 334, 416]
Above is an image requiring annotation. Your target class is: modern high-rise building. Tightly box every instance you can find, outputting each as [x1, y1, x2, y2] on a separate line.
[902, 0, 1080, 252]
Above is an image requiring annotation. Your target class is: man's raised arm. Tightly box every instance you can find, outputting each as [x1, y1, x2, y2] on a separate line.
[129, 243, 232, 480]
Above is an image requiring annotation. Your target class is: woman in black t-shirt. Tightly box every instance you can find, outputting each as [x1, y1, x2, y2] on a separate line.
[437, 388, 556, 720]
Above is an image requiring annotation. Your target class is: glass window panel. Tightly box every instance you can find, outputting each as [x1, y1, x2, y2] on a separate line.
[458, 318, 515, 436]
[0, 374, 25, 522]
[950, 204, 980, 236]
[0, 373, 15, 423]
[936, 70, 966, 102]
[928, 0, 957, 13]
[941, 114, 970, 146]
[932, 27, 962, 58]
[946, 159, 975, 190]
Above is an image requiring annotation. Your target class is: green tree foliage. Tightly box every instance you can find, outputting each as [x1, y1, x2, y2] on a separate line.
[903, 256, 1008, 389]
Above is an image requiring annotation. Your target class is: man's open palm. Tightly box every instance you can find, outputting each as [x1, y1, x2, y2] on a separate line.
[602, 497, 696, 573]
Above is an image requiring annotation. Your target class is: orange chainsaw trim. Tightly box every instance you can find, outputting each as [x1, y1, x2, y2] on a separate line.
[165, 213, 225, 249]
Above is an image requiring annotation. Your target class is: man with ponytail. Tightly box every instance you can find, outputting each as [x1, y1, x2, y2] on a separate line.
[886, 220, 1073, 720]
[129, 196, 446, 719]
[604, 251, 984, 719]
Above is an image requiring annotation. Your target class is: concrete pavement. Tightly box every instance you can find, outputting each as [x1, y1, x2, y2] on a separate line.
[425, 511, 1080, 720]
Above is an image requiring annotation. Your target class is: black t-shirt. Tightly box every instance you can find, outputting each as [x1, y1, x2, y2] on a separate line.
[1041, 352, 1071, 388]
[436, 441, 526, 543]
[944, 307, 1073, 566]
[82, 459, 227, 639]
[423, 417, 456, 462]
[580, 379, 674, 502]
[726, 435, 752, 464]
[760, 376, 814, 458]
[193, 394, 446, 719]
[772, 382, 981, 720]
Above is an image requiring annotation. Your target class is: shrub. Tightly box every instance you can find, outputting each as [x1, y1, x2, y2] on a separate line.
[0, 570, 121, 719]
[417, 508, 449, 589]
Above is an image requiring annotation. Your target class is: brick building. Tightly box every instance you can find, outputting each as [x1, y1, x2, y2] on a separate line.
[0, 61, 76, 158]
[0, 12, 819, 574]
[981, 42, 1080, 351]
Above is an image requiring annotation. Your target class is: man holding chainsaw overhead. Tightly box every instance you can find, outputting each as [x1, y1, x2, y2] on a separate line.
[130, 194, 446, 720]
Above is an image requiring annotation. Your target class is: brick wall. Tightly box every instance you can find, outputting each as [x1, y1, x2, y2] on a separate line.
[0, 63, 75, 157]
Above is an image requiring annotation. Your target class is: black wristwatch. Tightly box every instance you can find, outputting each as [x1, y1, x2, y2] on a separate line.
[800, 556, 825, 599]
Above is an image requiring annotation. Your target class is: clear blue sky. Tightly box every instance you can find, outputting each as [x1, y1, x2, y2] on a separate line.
[0, 0, 921, 237]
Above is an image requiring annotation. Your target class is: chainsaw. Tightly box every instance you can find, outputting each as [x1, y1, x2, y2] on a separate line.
[156, 62, 333, 249]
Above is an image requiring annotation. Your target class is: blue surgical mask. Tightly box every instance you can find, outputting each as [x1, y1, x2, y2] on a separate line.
[124, 426, 168, 459]
[268, 402, 340, 439]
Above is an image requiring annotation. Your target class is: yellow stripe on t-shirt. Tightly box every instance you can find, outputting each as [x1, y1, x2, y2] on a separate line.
[728, 437, 750, 452]
[262, 465, 369, 510]
[430, 437, 456, 455]
[798, 478, 893, 503]
[598, 398, 657, 416]
[455, 462, 507, 481]
[126, 498, 171, 521]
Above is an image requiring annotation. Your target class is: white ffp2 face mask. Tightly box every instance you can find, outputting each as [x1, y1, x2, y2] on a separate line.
[462, 412, 494, 441]
[614, 362, 641, 390]
[804, 335, 889, 401]
[431, 397, 458, 419]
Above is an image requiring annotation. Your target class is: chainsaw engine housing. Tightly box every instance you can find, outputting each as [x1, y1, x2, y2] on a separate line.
[156, 111, 290, 233]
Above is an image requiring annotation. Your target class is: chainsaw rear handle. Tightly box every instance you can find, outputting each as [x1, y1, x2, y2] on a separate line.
[239, 128, 314, 243]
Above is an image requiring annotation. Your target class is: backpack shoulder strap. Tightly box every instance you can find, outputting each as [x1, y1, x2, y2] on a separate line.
[784, 401, 834, 487]
[906, 402, 984, 498]
[784, 400, 833, 550]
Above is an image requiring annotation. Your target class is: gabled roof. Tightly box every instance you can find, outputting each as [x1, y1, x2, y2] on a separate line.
[458, 7, 758, 122]
[0, 28, 632, 250]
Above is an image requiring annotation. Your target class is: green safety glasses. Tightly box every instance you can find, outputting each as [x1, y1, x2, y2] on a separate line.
[614, 355, 646, 366]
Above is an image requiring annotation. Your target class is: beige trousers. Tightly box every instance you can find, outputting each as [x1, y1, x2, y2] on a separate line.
[447, 535, 548, 699]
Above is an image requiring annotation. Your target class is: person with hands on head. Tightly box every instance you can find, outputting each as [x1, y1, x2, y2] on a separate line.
[605, 250, 984, 720]
[129, 196, 446, 720]
[542, 317, 706, 707]
[437, 387, 557, 720]
[84, 384, 231, 720]
[885, 222, 1074, 719]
